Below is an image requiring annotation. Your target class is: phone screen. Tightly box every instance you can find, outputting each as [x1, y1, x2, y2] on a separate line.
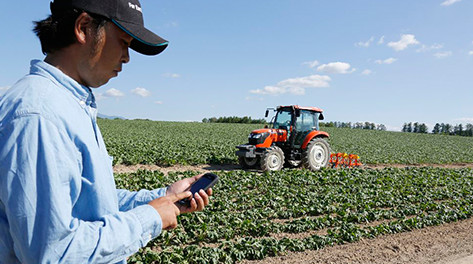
[189, 174, 216, 195]
[179, 173, 218, 206]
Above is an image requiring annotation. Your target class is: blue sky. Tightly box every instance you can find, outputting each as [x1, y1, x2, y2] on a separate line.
[1, 0, 472, 131]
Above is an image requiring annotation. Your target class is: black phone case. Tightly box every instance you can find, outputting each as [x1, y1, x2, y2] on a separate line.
[178, 173, 218, 206]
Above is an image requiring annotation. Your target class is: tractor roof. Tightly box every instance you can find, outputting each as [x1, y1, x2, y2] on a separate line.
[277, 105, 324, 113]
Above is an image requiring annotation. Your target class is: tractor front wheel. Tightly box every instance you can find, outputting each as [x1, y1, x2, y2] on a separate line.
[260, 146, 285, 171]
[302, 138, 330, 171]
[238, 156, 259, 169]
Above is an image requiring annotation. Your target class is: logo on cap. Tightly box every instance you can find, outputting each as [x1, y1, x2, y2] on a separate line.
[128, 2, 142, 13]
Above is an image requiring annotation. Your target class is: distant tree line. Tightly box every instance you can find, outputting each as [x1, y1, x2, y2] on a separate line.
[202, 116, 267, 124]
[401, 122, 429, 133]
[402, 122, 473, 137]
[320, 121, 387, 131]
[432, 123, 473, 137]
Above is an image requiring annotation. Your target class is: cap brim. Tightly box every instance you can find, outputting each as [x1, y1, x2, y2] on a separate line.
[112, 19, 168, 56]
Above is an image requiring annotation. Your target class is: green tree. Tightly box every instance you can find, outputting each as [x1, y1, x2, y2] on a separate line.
[419, 123, 428, 133]
[432, 123, 440, 134]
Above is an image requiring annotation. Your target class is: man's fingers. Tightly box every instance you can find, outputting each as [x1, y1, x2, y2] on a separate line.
[199, 189, 210, 205]
[170, 191, 192, 202]
[188, 198, 198, 211]
[194, 192, 204, 211]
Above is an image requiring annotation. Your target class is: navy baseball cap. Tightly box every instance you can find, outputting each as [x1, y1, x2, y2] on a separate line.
[50, 0, 168, 55]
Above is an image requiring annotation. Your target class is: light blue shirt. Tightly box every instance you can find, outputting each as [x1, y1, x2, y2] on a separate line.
[0, 60, 165, 264]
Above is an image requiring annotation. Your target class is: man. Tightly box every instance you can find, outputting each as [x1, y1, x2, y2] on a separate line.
[0, 0, 212, 263]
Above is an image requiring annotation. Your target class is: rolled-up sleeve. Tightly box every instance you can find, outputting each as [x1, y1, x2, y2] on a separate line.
[0, 114, 162, 264]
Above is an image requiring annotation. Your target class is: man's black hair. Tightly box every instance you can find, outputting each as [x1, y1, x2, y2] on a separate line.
[33, 7, 108, 55]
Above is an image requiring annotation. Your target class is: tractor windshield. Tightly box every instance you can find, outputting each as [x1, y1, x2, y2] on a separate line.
[273, 109, 292, 129]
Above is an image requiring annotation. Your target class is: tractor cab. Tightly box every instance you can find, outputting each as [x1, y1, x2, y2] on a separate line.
[236, 105, 330, 171]
[268, 106, 324, 149]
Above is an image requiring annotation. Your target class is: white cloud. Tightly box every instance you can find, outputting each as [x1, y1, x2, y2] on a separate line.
[355, 37, 374, 47]
[386, 125, 402, 132]
[434, 51, 452, 58]
[287, 87, 306, 95]
[387, 34, 420, 51]
[250, 75, 331, 96]
[361, 69, 372, 75]
[316, 62, 355, 74]
[251, 86, 286, 95]
[278, 75, 331, 88]
[302, 60, 320, 68]
[469, 51, 473, 56]
[375, 57, 397, 64]
[416, 43, 443, 52]
[131, 87, 151, 97]
[455, 117, 473, 123]
[104, 88, 125, 98]
[378, 36, 385, 45]
[154, 101, 163, 105]
[162, 73, 181, 78]
[441, 0, 462, 6]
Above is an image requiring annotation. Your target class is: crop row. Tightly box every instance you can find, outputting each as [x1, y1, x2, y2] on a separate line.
[99, 119, 473, 166]
[114, 167, 473, 263]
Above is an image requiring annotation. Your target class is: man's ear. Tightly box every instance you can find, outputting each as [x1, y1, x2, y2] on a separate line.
[74, 12, 94, 45]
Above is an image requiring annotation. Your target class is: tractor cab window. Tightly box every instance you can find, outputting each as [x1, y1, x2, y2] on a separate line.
[273, 109, 292, 129]
[296, 110, 319, 132]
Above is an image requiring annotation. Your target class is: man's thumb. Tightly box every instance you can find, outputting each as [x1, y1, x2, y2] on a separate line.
[171, 191, 192, 202]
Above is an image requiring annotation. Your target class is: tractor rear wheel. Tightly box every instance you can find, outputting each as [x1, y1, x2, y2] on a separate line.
[238, 156, 259, 169]
[302, 138, 330, 171]
[260, 146, 285, 171]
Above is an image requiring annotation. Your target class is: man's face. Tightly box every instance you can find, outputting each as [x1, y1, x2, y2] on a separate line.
[80, 22, 133, 88]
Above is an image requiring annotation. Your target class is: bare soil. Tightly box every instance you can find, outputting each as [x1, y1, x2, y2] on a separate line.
[114, 163, 473, 264]
[113, 163, 240, 175]
[363, 163, 473, 170]
[240, 217, 473, 264]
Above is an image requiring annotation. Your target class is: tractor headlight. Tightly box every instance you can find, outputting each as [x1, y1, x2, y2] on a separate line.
[248, 132, 270, 144]
[252, 133, 262, 138]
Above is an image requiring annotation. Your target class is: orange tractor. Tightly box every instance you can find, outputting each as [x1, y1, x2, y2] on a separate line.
[236, 105, 331, 171]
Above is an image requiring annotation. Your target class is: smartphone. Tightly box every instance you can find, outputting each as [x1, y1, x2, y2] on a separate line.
[178, 173, 219, 206]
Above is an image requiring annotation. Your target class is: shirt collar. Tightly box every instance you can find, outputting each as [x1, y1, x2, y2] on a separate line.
[30, 60, 96, 108]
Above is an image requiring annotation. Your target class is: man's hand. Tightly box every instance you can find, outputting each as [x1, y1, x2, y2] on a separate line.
[148, 191, 191, 230]
[166, 174, 213, 214]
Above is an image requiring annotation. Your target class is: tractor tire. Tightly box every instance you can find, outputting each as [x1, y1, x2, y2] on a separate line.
[260, 146, 285, 171]
[302, 138, 331, 171]
[238, 156, 259, 169]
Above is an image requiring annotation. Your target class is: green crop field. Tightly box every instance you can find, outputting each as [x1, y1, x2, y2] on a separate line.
[99, 119, 473, 166]
[98, 119, 473, 263]
[117, 168, 473, 263]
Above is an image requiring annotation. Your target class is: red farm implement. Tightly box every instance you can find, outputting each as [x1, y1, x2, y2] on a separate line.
[329, 153, 362, 168]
